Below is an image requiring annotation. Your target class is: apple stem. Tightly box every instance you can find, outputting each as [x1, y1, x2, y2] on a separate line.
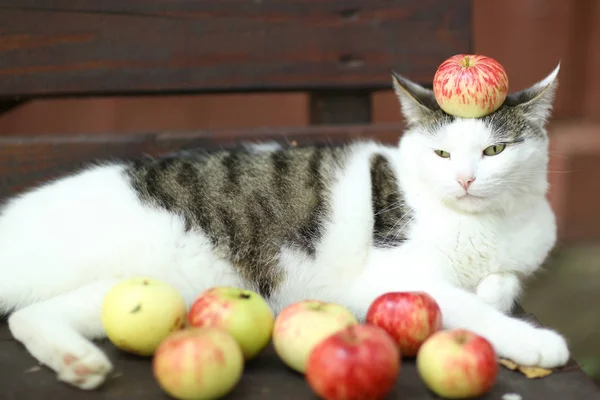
[239, 293, 251, 300]
[307, 301, 326, 311]
[344, 326, 360, 344]
[455, 333, 469, 345]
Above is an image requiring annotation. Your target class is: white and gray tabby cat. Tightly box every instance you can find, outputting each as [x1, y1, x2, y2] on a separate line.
[0, 64, 569, 390]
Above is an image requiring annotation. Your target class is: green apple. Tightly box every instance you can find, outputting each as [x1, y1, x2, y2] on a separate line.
[187, 286, 275, 360]
[101, 277, 187, 356]
[153, 327, 244, 400]
[272, 300, 359, 373]
[416, 329, 499, 398]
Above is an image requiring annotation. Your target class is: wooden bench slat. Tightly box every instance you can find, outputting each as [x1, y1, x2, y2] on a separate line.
[0, 0, 471, 98]
[0, 123, 404, 198]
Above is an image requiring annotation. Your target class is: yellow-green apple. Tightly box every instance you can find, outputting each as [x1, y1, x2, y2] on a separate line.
[272, 300, 359, 373]
[416, 329, 498, 399]
[187, 286, 274, 360]
[153, 327, 244, 400]
[433, 54, 509, 118]
[101, 277, 187, 356]
[306, 324, 401, 400]
[366, 291, 442, 357]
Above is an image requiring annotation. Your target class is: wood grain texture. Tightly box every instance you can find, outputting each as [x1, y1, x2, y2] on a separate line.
[0, 123, 404, 199]
[548, 122, 600, 243]
[0, 0, 472, 97]
[582, 0, 600, 120]
[472, 0, 577, 119]
[0, 93, 311, 136]
[1, 312, 598, 399]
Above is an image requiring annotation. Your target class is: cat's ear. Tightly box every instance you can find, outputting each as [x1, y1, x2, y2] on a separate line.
[391, 71, 440, 127]
[506, 63, 560, 126]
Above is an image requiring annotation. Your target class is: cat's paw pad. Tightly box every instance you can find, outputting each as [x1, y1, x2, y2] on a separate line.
[495, 326, 569, 369]
[476, 273, 520, 313]
[56, 347, 113, 390]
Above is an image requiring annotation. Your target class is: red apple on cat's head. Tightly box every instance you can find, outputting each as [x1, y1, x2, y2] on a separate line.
[433, 54, 509, 118]
[366, 291, 442, 357]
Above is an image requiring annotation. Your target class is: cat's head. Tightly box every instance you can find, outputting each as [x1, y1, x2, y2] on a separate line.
[392, 64, 560, 214]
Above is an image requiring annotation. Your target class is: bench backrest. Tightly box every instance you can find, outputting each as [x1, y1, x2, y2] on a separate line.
[0, 0, 473, 196]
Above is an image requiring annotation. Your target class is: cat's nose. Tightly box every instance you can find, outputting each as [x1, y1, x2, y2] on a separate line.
[457, 175, 475, 190]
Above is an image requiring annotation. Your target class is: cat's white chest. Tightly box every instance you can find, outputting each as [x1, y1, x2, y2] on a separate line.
[413, 211, 509, 291]
[411, 199, 555, 292]
[441, 218, 503, 289]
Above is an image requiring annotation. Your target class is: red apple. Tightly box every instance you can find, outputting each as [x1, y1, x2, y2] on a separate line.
[433, 54, 509, 118]
[416, 329, 498, 398]
[187, 286, 274, 361]
[153, 327, 244, 400]
[306, 324, 401, 400]
[272, 300, 359, 373]
[366, 291, 442, 357]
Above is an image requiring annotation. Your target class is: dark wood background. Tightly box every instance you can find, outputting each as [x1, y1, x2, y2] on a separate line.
[0, 0, 470, 208]
[0, 0, 471, 97]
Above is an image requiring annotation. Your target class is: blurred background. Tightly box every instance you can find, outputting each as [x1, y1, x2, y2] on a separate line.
[0, 0, 599, 385]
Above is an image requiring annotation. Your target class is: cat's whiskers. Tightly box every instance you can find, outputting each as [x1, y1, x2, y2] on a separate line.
[373, 200, 404, 216]
[380, 213, 415, 249]
[385, 216, 415, 249]
[512, 167, 573, 175]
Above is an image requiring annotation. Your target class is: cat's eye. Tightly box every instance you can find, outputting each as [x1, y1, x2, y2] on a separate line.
[483, 144, 506, 156]
[434, 149, 451, 159]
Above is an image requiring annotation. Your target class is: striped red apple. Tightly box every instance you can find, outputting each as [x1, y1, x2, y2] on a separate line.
[153, 327, 244, 400]
[433, 54, 509, 118]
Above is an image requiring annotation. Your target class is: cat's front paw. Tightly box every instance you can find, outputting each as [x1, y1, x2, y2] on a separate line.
[492, 322, 570, 368]
[476, 273, 520, 314]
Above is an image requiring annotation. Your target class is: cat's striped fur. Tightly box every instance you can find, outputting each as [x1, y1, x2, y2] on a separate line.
[126, 144, 410, 298]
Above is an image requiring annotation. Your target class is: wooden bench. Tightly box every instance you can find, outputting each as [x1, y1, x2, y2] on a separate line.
[0, 1, 599, 398]
[0, 0, 474, 195]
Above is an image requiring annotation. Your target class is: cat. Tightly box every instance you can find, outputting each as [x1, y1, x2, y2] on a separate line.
[0, 64, 569, 390]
